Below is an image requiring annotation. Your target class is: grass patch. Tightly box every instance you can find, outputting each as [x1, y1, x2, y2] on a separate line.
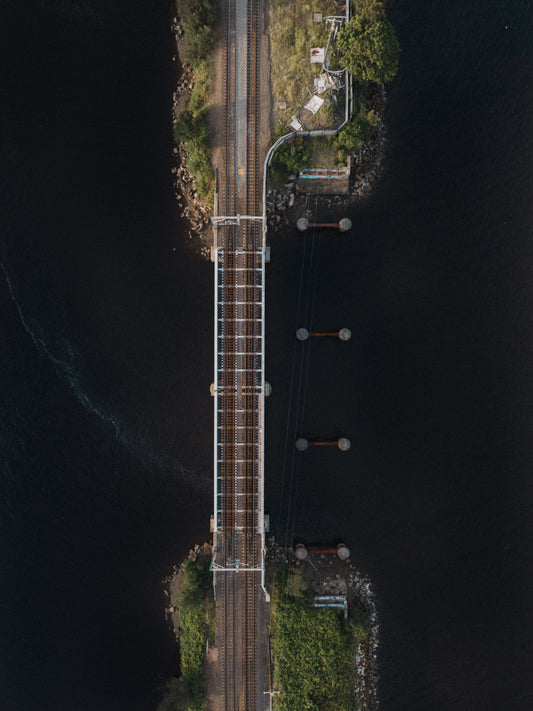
[306, 134, 344, 167]
[270, 0, 341, 131]
[270, 564, 362, 711]
[269, 133, 344, 187]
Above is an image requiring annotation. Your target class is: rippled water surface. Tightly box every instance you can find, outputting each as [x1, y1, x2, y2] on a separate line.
[1, 1, 532, 709]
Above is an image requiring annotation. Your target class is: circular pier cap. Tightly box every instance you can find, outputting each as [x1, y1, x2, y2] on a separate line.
[338, 218, 352, 232]
[337, 437, 351, 451]
[296, 327, 310, 341]
[338, 328, 352, 341]
[295, 437, 309, 451]
[297, 217, 309, 232]
[295, 543, 308, 560]
[337, 543, 350, 560]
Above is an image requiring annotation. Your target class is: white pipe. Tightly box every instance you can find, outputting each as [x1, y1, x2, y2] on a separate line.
[213, 253, 219, 536]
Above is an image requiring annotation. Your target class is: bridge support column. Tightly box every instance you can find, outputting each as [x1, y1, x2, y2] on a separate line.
[296, 436, 351, 451]
[296, 327, 351, 341]
[297, 217, 352, 232]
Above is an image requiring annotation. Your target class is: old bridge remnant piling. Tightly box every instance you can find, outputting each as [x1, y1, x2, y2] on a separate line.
[297, 216, 352, 232]
[294, 542, 351, 561]
[296, 327, 352, 341]
[295, 436, 352, 452]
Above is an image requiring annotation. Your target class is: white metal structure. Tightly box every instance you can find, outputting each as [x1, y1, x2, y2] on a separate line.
[211, 230, 266, 581]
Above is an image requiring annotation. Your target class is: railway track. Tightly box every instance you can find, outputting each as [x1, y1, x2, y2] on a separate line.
[215, 0, 263, 708]
[222, 0, 236, 220]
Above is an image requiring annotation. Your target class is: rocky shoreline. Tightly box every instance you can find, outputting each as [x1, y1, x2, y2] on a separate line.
[170, 15, 213, 254]
[266, 88, 388, 230]
[265, 124, 386, 232]
[164, 540, 380, 710]
[171, 15, 388, 253]
[349, 87, 387, 204]
[162, 541, 212, 637]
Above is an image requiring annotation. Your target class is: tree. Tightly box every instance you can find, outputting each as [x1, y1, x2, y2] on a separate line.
[338, 15, 400, 84]
[173, 110, 195, 143]
[354, 0, 386, 21]
[176, 0, 215, 64]
[336, 113, 377, 153]
[156, 677, 190, 711]
[274, 138, 309, 176]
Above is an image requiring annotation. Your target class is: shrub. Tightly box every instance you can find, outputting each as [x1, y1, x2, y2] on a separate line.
[346, 607, 371, 641]
[177, 556, 211, 609]
[336, 112, 378, 154]
[173, 64, 214, 200]
[168, 555, 214, 711]
[287, 566, 311, 600]
[173, 110, 195, 143]
[353, 0, 386, 21]
[338, 14, 400, 84]
[176, 0, 215, 64]
[173, 0, 216, 199]
[271, 595, 357, 710]
[273, 138, 309, 176]
[156, 677, 190, 711]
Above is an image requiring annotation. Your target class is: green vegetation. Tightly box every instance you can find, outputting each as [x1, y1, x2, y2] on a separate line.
[334, 2, 399, 160]
[156, 678, 191, 711]
[157, 555, 214, 711]
[268, 0, 400, 182]
[346, 607, 372, 641]
[336, 109, 380, 155]
[173, 101, 212, 199]
[270, 0, 340, 131]
[337, 14, 400, 84]
[272, 137, 310, 177]
[270, 565, 368, 711]
[173, 0, 215, 199]
[176, 0, 215, 65]
[353, 0, 386, 22]
[270, 133, 344, 186]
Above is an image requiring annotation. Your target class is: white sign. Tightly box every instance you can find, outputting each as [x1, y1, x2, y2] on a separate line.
[290, 116, 303, 131]
[310, 47, 325, 64]
[304, 95, 324, 115]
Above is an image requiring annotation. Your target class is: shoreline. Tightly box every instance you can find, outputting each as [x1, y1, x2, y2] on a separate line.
[170, 14, 213, 255]
[162, 541, 379, 710]
[266, 85, 387, 230]
[163, 3, 399, 708]
[266, 541, 380, 711]
[170, 2, 391, 253]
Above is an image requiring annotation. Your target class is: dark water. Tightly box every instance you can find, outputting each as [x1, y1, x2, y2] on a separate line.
[1, 0, 532, 709]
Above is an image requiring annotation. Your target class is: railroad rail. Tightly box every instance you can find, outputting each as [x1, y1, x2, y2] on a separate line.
[212, 0, 266, 708]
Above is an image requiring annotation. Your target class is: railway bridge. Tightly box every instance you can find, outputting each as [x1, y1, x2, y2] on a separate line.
[210, 0, 269, 708]
[207, 0, 353, 705]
